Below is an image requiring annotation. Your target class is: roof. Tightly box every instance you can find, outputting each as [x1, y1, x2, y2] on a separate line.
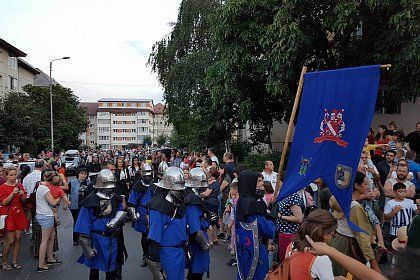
[0, 38, 27, 57]
[17, 58, 40, 75]
[98, 98, 153, 102]
[80, 102, 99, 116]
[153, 103, 165, 114]
[33, 69, 58, 87]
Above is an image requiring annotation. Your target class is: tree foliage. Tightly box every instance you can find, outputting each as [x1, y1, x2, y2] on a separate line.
[0, 85, 86, 154]
[149, 0, 419, 151]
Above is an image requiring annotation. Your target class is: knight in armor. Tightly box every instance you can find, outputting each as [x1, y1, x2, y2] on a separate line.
[127, 162, 155, 267]
[235, 170, 276, 280]
[157, 161, 169, 181]
[74, 169, 133, 280]
[147, 166, 187, 280]
[184, 168, 211, 280]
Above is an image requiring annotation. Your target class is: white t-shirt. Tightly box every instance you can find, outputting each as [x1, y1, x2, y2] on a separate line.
[210, 155, 219, 165]
[391, 171, 414, 180]
[384, 198, 417, 235]
[261, 171, 278, 191]
[311, 255, 335, 280]
[22, 170, 42, 198]
[36, 184, 54, 216]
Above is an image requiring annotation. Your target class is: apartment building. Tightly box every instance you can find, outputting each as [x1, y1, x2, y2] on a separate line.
[0, 38, 39, 98]
[152, 103, 173, 140]
[94, 98, 154, 150]
[79, 99, 174, 149]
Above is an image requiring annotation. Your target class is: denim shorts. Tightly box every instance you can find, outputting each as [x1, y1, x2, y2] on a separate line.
[36, 214, 54, 229]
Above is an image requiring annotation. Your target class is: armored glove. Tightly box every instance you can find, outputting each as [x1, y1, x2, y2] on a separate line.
[194, 231, 211, 252]
[79, 234, 97, 259]
[106, 210, 127, 230]
[126, 206, 140, 222]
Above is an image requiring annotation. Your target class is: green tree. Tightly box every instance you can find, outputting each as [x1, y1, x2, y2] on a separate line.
[0, 84, 86, 154]
[150, 0, 419, 152]
[156, 134, 168, 147]
[143, 136, 152, 146]
[148, 0, 229, 152]
[207, 0, 419, 139]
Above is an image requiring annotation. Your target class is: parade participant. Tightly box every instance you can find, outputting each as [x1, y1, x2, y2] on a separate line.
[157, 161, 169, 181]
[0, 165, 28, 271]
[128, 156, 141, 189]
[68, 168, 90, 246]
[127, 163, 154, 267]
[235, 170, 276, 280]
[86, 153, 101, 182]
[184, 168, 211, 280]
[330, 172, 381, 276]
[115, 157, 129, 197]
[147, 166, 187, 280]
[74, 169, 129, 280]
[199, 167, 220, 245]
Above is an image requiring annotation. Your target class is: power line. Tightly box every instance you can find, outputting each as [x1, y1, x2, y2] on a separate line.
[59, 80, 161, 87]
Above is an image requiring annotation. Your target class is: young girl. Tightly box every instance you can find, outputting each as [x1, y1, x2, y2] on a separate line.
[43, 171, 68, 226]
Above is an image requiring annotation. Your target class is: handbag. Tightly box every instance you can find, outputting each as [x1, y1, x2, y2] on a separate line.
[0, 197, 14, 230]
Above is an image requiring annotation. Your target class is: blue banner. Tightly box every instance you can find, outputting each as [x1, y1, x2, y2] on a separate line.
[277, 65, 381, 229]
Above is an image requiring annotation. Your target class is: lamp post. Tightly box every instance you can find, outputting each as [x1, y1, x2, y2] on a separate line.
[49, 56, 70, 152]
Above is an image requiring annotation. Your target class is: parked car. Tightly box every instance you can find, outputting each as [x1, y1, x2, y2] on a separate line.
[64, 150, 81, 176]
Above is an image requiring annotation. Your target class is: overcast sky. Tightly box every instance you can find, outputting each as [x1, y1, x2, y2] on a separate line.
[0, 0, 182, 104]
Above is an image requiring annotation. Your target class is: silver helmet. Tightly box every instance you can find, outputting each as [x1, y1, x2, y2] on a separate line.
[157, 161, 169, 179]
[156, 166, 185, 190]
[188, 167, 208, 188]
[94, 169, 116, 189]
[141, 163, 153, 177]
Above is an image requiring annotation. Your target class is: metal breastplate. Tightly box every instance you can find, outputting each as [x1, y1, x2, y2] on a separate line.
[99, 199, 112, 216]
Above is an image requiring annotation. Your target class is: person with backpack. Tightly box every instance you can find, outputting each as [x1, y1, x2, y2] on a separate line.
[22, 159, 45, 235]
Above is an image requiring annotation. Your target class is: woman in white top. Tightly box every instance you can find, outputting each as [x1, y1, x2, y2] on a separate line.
[35, 172, 62, 272]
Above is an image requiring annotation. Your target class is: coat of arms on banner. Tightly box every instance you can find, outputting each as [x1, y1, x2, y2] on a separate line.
[299, 157, 311, 176]
[334, 164, 352, 189]
[314, 109, 348, 147]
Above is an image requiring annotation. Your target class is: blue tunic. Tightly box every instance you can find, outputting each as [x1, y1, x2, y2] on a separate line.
[74, 204, 123, 272]
[237, 214, 276, 280]
[185, 204, 210, 273]
[148, 209, 187, 280]
[127, 187, 153, 233]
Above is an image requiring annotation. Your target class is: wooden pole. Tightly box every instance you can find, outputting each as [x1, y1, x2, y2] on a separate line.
[380, 64, 392, 69]
[273, 66, 307, 201]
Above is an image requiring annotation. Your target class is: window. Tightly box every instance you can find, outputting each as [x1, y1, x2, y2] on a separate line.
[99, 136, 109, 141]
[98, 119, 110, 125]
[90, 141, 95, 144]
[9, 76, 17, 90]
[89, 132, 94, 136]
[137, 136, 144, 141]
[98, 112, 109, 116]
[98, 127, 110, 132]
[131, 129, 136, 133]
[138, 127, 149, 132]
[8, 57, 17, 69]
[89, 124, 94, 128]
[113, 121, 118, 124]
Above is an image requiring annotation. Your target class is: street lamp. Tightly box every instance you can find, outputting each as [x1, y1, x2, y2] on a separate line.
[49, 56, 70, 151]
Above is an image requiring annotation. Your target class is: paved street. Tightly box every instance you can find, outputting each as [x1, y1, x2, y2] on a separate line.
[0, 200, 237, 280]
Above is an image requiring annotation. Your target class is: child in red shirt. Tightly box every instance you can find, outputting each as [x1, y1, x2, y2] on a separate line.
[45, 173, 69, 226]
